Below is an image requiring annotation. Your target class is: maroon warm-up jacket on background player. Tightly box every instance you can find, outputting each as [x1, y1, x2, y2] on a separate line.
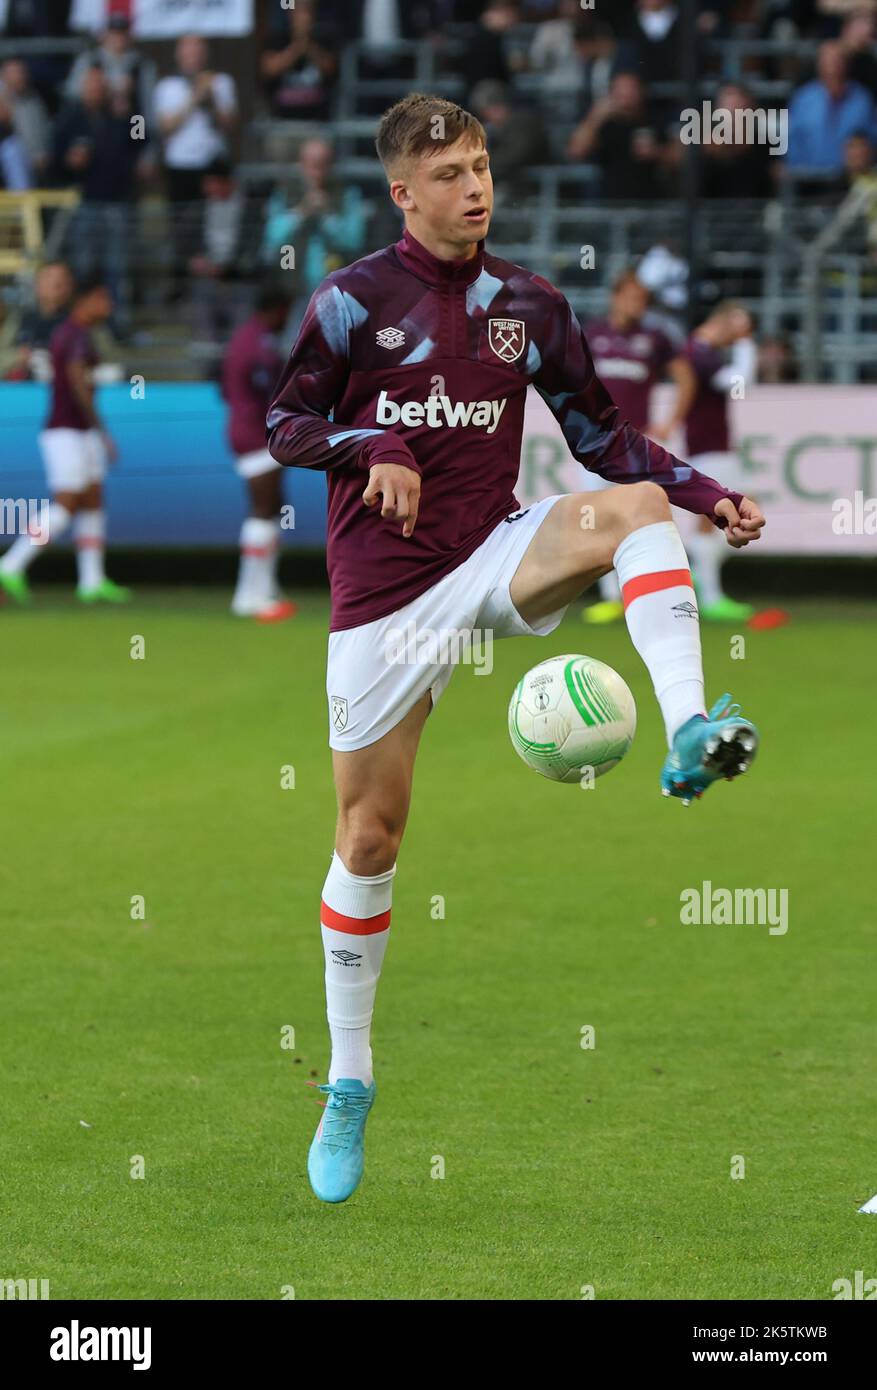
[267, 229, 745, 631]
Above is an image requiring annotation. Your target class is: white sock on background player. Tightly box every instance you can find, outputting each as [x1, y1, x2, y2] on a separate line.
[613, 520, 707, 746]
[0, 501, 72, 574]
[687, 528, 725, 607]
[232, 517, 277, 613]
[597, 570, 621, 603]
[267, 519, 282, 601]
[320, 851, 394, 1086]
[74, 510, 106, 590]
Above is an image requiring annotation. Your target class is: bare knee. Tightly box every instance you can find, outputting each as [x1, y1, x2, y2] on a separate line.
[335, 810, 401, 877]
[608, 481, 671, 541]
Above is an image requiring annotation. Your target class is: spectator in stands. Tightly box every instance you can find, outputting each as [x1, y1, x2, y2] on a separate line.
[0, 0, 73, 110]
[696, 82, 776, 198]
[261, 0, 336, 121]
[567, 71, 666, 200]
[841, 130, 877, 252]
[261, 137, 367, 335]
[0, 258, 73, 378]
[312, 0, 443, 115]
[153, 33, 238, 298]
[460, 0, 519, 101]
[528, 2, 615, 120]
[65, 14, 157, 115]
[696, 1, 736, 36]
[469, 80, 549, 203]
[53, 66, 141, 330]
[786, 41, 877, 173]
[757, 0, 820, 82]
[187, 158, 253, 348]
[0, 58, 51, 179]
[317, 0, 442, 42]
[0, 88, 33, 187]
[637, 241, 689, 338]
[614, 1, 684, 88]
[815, 0, 877, 36]
[839, 9, 877, 97]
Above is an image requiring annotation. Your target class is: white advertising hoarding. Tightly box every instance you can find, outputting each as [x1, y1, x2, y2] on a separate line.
[517, 386, 877, 556]
[133, 0, 254, 38]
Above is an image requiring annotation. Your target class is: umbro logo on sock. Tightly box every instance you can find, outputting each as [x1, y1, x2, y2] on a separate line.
[331, 950, 362, 965]
[672, 600, 699, 619]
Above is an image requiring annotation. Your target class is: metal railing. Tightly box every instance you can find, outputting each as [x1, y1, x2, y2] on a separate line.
[0, 179, 870, 383]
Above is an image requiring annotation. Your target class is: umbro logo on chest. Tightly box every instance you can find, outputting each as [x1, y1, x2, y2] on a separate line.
[376, 327, 406, 349]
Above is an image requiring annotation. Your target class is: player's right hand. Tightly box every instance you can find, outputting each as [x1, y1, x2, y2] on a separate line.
[102, 431, 119, 465]
[362, 463, 420, 538]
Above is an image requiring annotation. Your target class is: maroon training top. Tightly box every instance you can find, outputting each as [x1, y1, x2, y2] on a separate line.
[584, 316, 677, 430]
[222, 314, 285, 456]
[46, 318, 97, 431]
[684, 336, 731, 456]
[267, 229, 745, 631]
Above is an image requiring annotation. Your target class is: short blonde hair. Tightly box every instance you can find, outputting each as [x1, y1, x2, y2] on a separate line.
[376, 93, 486, 177]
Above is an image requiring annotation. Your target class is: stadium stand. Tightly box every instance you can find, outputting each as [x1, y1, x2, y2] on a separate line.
[0, 0, 875, 383]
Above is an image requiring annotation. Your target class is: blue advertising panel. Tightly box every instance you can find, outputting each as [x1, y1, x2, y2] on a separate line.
[1, 383, 328, 547]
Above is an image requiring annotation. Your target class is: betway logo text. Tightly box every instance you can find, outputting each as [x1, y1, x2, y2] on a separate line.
[376, 390, 506, 434]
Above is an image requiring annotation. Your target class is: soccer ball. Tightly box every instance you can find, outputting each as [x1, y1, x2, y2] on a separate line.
[508, 654, 636, 784]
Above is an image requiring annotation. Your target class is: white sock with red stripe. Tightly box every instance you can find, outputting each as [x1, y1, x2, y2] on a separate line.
[320, 850, 394, 1086]
[233, 517, 277, 613]
[74, 511, 106, 590]
[613, 520, 707, 746]
[0, 502, 71, 574]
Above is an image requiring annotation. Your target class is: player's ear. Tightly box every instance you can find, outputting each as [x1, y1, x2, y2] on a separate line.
[389, 180, 414, 214]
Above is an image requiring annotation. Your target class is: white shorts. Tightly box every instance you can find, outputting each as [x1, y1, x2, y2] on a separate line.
[689, 452, 739, 491]
[327, 495, 567, 751]
[40, 428, 106, 493]
[235, 448, 280, 480]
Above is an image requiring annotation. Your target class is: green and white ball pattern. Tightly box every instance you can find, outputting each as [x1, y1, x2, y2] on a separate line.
[508, 654, 637, 784]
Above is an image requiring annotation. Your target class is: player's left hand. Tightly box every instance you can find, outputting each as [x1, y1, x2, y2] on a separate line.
[714, 495, 765, 548]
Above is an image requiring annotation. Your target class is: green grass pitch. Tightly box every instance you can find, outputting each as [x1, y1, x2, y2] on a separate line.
[1, 588, 875, 1300]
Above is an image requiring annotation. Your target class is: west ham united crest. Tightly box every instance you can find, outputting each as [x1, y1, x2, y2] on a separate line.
[488, 318, 526, 363]
[330, 695, 348, 731]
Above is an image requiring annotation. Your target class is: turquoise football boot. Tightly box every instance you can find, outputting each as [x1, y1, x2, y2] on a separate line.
[661, 693, 759, 805]
[307, 1078, 376, 1203]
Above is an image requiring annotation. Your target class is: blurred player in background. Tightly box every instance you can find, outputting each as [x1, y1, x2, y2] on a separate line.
[683, 303, 758, 623]
[583, 269, 697, 624]
[222, 283, 297, 622]
[0, 261, 73, 380]
[0, 277, 130, 606]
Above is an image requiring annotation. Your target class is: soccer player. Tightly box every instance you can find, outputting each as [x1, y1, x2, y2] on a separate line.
[222, 284, 297, 622]
[683, 303, 758, 623]
[0, 277, 130, 606]
[265, 95, 765, 1204]
[583, 270, 696, 624]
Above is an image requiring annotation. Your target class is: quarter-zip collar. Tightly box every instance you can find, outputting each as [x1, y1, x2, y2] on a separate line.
[395, 226, 485, 289]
